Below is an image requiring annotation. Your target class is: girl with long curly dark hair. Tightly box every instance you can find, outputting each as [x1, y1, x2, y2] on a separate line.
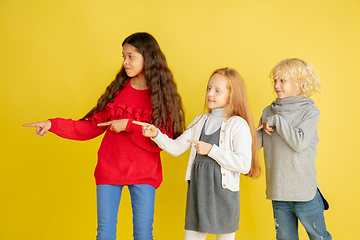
[23, 32, 185, 240]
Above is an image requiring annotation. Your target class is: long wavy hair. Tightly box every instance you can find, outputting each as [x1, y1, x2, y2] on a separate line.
[193, 68, 260, 178]
[81, 32, 185, 138]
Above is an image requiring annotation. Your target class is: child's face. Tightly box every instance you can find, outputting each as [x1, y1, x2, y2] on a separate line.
[122, 43, 145, 78]
[273, 73, 299, 99]
[206, 73, 230, 109]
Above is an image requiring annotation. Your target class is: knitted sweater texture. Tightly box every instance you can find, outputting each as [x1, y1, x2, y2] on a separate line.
[258, 96, 320, 201]
[49, 80, 164, 188]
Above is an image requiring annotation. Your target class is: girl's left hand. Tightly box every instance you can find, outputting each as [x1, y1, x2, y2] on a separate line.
[98, 119, 129, 133]
[187, 139, 213, 155]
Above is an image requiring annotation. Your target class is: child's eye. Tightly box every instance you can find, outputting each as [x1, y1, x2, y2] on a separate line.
[207, 86, 211, 91]
[129, 55, 133, 59]
[122, 55, 125, 59]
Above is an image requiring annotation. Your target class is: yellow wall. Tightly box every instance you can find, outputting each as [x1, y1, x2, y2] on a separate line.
[1, 0, 359, 239]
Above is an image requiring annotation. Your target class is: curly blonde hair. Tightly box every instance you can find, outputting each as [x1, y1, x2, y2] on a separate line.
[270, 58, 322, 97]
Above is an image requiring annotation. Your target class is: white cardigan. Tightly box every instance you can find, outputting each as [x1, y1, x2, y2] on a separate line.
[152, 113, 252, 192]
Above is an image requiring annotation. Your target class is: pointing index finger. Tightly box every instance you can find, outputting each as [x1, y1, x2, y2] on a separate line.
[98, 121, 112, 127]
[22, 123, 38, 127]
[186, 139, 200, 144]
[132, 121, 148, 127]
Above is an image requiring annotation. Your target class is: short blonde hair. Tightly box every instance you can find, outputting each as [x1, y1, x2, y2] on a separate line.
[270, 58, 322, 97]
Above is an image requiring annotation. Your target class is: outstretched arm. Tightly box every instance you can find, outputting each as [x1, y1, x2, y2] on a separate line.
[135, 121, 215, 156]
[133, 120, 192, 156]
[24, 117, 106, 141]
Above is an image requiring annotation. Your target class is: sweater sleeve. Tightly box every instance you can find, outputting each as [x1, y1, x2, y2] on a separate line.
[49, 108, 109, 140]
[267, 106, 319, 152]
[151, 117, 201, 156]
[208, 118, 252, 174]
[49, 118, 106, 141]
[151, 128, 192, 156]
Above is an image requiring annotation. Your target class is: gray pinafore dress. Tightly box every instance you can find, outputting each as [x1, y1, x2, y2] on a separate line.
[184, 122, 240, 234]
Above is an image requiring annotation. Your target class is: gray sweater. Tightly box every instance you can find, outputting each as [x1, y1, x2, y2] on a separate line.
[258, 96, 320, 201]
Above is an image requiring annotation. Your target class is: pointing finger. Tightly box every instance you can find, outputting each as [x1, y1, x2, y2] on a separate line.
[256, 125, 264, 131]
[187, 139, 200, 144]
[23, 123, 39, 127]
[132, 121, 148, 127]
[98, 121, 112, 127]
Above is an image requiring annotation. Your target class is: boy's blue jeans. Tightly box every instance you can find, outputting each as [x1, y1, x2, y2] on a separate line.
[96, 184, 156, 240]
[272, 190, 331, 240]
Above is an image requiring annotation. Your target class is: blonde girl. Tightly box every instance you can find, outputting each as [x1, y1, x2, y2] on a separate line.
[135, 68, 260, 240]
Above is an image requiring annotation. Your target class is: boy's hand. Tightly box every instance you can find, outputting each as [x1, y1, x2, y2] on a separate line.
[256, 121, 274, 136]
[23, 120, 51, 137]
[186, 139, 212, 155]
[132, 121, 158, 137]
[98, 119, 129, 133]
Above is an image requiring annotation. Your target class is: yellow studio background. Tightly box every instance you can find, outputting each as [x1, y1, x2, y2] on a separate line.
[1, 0, 359, 239]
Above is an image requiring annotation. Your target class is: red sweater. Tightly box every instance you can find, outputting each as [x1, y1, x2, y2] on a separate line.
[49, 80, 166, 188]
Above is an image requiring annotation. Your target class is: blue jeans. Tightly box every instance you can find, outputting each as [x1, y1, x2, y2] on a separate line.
[96, 184, 156, 240]
[272, 190, 331, 240]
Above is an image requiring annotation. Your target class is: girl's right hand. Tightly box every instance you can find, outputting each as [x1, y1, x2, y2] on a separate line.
[132, 121, 158, 138]
[23, 120, 52, 137]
